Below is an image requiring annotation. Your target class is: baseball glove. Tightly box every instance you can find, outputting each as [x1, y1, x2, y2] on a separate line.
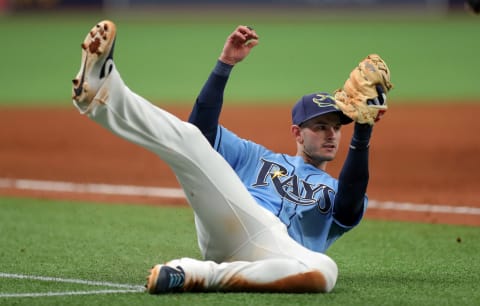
[334, 54, 393, 125]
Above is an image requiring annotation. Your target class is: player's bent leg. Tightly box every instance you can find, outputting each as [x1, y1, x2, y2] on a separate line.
[147, 223, 338, 294]
[145, 221, 338, 293]
[146, 256, 337, 294]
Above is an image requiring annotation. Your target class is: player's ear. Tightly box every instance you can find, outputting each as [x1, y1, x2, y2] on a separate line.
[291, 125, 303, 142]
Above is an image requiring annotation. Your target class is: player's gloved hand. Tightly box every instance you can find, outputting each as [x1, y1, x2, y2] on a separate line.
[366, 85, 387, 123]
[367, 85, 386, 106]
[334, 54, 393, 125]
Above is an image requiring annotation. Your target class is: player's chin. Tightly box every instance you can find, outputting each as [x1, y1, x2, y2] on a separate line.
[320, 149, 337, 160]
[317, 153, 336, 162]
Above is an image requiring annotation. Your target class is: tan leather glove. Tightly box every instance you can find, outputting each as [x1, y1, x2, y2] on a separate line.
[334, 54, 393, 125]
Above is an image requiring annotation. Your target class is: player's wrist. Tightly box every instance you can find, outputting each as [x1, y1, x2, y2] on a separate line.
[354, 122, 372, 136]
[214, 60, 234, 77]
[350, 123, 373, 150]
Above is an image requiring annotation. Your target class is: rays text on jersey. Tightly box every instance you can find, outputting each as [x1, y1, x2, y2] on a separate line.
[253, 159, 334, 212]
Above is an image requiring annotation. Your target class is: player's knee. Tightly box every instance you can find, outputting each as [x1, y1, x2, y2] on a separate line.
[183, 122, 207, 141]
[286, 265, 337, 293]
[321, 257, 338, 293]
[307, 255, 338, 293]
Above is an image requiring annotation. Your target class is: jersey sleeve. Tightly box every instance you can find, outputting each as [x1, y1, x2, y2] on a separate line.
[213, 125, 264, 172]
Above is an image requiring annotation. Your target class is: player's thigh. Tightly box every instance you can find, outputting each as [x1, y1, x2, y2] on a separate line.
[231, 222, 336, 271]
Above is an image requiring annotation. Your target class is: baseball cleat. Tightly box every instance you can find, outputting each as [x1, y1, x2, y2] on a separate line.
[145, 264, 185, 294]
[72, 20, 116, 104]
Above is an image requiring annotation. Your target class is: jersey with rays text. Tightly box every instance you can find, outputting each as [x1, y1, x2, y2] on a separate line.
[214, 126, 368, 253]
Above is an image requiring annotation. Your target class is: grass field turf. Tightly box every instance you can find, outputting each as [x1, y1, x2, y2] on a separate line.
[1, 197, 479, 305]
[0, 12, 479, 105]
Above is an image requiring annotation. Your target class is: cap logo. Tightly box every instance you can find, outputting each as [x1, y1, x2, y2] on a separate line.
[312, 93, 338, 109]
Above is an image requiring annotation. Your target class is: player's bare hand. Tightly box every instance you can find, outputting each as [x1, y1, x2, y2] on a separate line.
[219, 25, 259, 66]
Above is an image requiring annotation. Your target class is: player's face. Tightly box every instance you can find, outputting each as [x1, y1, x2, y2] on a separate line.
[298, 113, 342, 166]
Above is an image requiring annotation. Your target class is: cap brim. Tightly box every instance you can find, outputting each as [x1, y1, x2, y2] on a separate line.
[300, 109, 353, 126]
[339, 112, 353, 125]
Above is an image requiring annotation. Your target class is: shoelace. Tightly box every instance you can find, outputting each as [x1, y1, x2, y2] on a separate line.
[167, 267, 185, 289]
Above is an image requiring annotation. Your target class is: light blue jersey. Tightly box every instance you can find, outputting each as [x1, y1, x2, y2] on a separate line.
[214, 126, 368, 253]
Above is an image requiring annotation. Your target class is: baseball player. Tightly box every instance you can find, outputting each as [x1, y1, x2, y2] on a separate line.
[72, 21, 389, 294]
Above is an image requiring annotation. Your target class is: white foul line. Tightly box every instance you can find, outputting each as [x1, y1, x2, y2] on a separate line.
[0, 177, 185, 199]
[0, 272, 144, 290]
[368, 200, 480, 215]
[0, 289, 141, 298]
[0, 177, 479, 216]
[0, 272, 144, 298]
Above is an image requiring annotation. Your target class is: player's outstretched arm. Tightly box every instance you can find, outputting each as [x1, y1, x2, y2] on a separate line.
[189, 25, 259, 145]
[333, 123, 372, 226]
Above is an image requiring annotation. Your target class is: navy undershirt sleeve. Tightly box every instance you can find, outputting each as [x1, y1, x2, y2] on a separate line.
[334, 123, 372, 226]
[188, 60, 233, 146]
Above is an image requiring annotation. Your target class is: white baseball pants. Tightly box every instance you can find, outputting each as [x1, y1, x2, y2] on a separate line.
[74, 67, 338, 293]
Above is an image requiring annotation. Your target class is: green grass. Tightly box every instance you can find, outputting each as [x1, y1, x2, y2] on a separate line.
[0, 12, 479, 106]
[1, 196, 479, 305]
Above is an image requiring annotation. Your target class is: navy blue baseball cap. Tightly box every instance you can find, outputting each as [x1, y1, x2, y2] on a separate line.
[291, 92, 352, 126]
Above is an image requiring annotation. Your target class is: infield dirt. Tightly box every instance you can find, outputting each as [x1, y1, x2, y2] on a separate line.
[0, 102, 478, 226]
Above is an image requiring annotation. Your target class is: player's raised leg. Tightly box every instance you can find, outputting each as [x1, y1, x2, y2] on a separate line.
[71, 19, 280, 263]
